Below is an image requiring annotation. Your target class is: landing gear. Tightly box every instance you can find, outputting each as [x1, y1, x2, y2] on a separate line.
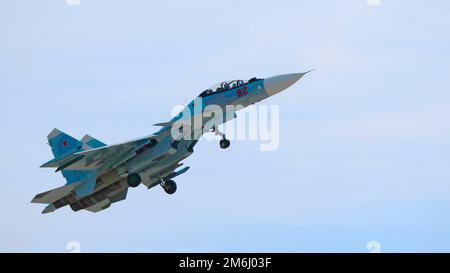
[212, 126, 230, 149]
[219, 138, 230, 149]
[161, 179, 177, 194]
[127, 173, 141, 188]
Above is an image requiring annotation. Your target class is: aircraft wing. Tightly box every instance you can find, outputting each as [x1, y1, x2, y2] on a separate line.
[41, 131, 170, 172]
[84, 199, 111, 213]
[40, 112, 219, 172]
[31, 181, 83, 204]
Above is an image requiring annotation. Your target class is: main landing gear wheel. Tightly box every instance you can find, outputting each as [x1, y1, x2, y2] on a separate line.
[161, 180, 177, 194]
[219, 138, 230, 149]
[127, 173, 141, 188]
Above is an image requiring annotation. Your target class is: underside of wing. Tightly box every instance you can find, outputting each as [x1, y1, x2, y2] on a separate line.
[83, 188, 128, 213]
[84, 199, 111, 213]
[31, 181, 83, 204]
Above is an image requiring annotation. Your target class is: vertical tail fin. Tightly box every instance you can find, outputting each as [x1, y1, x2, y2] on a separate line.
[47, 129, 94, 188]
[80, 134, 107, 149]
[47, 129, 82, 159]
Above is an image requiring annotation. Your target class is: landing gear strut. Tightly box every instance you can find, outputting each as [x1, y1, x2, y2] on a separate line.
[161, 179, 177, 194]
[212, 126, 230, 149]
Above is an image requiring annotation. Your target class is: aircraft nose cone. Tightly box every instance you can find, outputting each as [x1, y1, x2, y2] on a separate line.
[263, 72, 308, 96]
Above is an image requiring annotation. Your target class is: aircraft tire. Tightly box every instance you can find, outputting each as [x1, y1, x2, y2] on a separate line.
[163, 180, 177, 194]
[127, 173, 142, 188]
[219, 139, 230, 149]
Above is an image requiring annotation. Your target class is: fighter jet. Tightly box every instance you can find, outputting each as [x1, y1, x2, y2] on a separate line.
[32, 72, 311, 213]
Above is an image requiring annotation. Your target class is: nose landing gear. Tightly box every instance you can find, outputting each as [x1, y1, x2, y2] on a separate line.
[212, 126, 230, 149]
[219, 138, 230, 149]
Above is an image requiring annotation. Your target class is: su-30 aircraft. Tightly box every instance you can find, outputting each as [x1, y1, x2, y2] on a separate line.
[33, 72, 312, 213]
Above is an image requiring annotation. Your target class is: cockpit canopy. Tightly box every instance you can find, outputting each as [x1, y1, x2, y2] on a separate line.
[199, 77, 261, 97]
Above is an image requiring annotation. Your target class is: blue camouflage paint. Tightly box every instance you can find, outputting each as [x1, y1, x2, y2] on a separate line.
[86, 138, 107, 148]
[74, 171, 97, 198]
[48, 130, 97, 190]
[48, 131, 81, 160]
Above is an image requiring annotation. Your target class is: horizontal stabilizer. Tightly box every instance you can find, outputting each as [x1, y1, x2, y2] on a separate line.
[31, 181, 83, 204]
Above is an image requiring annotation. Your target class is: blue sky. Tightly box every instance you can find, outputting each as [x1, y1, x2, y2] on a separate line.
[1, 0, 450, 252]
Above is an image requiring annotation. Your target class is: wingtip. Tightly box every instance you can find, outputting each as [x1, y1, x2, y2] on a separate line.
[40, 157, 59, 168]
[303, 68, 315, 74]
[42, 204, 56, 214]
[153, 121, 175, 127]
